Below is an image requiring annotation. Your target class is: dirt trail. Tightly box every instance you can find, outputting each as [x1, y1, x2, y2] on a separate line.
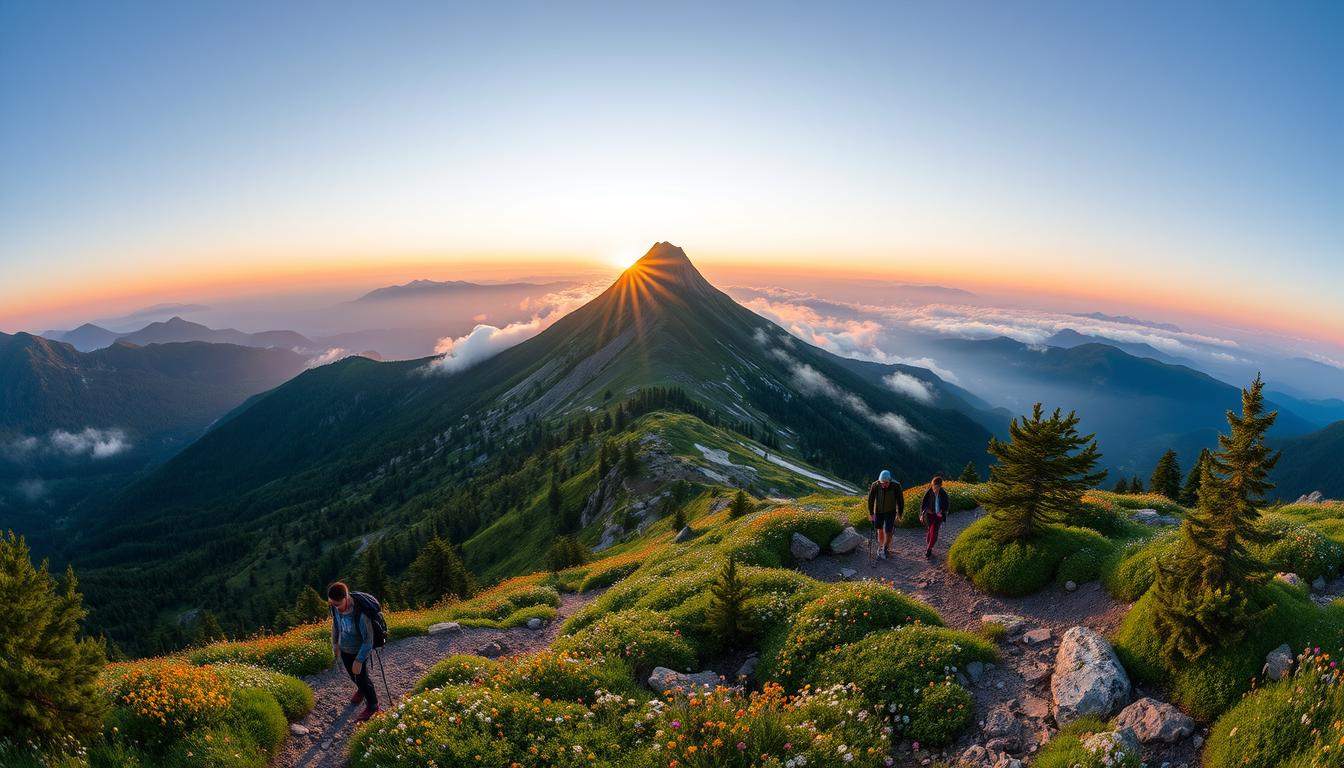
[798, 508, 1202, 767]
[272, 591, 597, 768]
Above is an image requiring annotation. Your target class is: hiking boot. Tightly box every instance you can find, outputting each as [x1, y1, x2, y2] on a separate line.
[924, 549, 933, 559]
[349, 690, 365, 706]
[876, 550, 886, 560]
[356, 706, 381, 722]
[883, 549, 891, 560]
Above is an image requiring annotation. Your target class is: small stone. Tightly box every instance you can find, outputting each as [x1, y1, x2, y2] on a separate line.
[838, 567, 857, 580]
[1116, 697, 1195, 743]
[790, 532, 820, 560]
[996, 680, 1005, 690]
[1022, 628, 1052, 645]
[966, 660, 986, 683]
[289, 723, 310, 736]
[1023, 666, 1050, 685]
[1314, 576, 1329, 592]
[1265, 643, 1294, 680]
[983, 704, 1022, 749]
[428, 621, 462, 634]
[1081, 729, 1140, 764]
[1192, 735, 1204, 748]
[1021, 695, 1050, 719]
[1064, 580, 1077, 592]
[981, 614, 1031, 635]
[526, 617, 544, 630]
[674, 526, 695, 543]
[475, 640, 510, 658]
[320, 739, 332, 751]
[830, 526, 865, 554]
[958, 745, 988, 765]
[1275, 572, 1304, 588]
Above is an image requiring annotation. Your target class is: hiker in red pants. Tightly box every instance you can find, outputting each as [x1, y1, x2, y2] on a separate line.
[919, 475, 950, 558]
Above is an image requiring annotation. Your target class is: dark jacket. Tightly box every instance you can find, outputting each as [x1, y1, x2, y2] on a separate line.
[867, 480, 905, 518]
[920, 487, 951, 521]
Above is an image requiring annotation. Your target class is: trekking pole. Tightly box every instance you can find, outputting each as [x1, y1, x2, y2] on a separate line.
[375, 648, 392, 705]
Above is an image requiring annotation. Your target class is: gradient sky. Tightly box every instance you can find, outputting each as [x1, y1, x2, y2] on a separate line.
[2, 1, 1341, 341]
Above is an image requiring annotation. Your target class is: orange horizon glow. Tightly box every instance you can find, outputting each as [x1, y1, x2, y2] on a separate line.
[5, 245, 1341, 348]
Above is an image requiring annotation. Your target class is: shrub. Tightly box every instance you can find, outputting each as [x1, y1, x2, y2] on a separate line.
[760, 581, 942, 688]
[814, 625, 993, 745]
[188, 625, 332, 676]
[1204, 647, 1344, 768]
[160, 726, 268, 768]
[1068, 499, 1146, 538]
[907, 682, 975, 746]
[1252, 515, 1343, 581]
[415, 655, 498, 693]
[102, 660, 232, 747]
[1033, 716, 1140, 768]
[553, 609, 697, 672]
[1086, 490, 1187, 517]
[720, 507, 843, 567]
[222, 688, 288, 755]
[488, 651, 639, 702]
[578, 560, 642, 591]
[979, 621, 1007, 643]
[1100, 532, 1176, 601]
[207, 663, 314, 720]
[948, 517, 1114, 596]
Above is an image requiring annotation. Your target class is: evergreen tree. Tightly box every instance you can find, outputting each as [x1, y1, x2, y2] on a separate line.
[621, 441, 640, 477]
[729, 488, 754, 519]
[704, 555, 753, 649]
[405, 537, 475, 605]
[1128, 476, 1144, 494]
[958, 461, 981, 484]
[1150, 376, 1279, 662]
[548, 474, 564, 518]
[980, 404, 1106, 542]
[1112, 477, 1130, 494]
[1149, 450, 1182, 501]
[358, 544, 392, 607]
[295, 586, 329, 624]
[1, 531, 107, 748]
[193, 610, 227, 645]
[671, 505, 687, 532]
[545, 536, 589, 571]
[1179, 448, 1211, 507]
[598, 440, 615, 477]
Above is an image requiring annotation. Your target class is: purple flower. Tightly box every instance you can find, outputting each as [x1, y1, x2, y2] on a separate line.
[671, 721, 681, 729]
[737, 742, 746, 750]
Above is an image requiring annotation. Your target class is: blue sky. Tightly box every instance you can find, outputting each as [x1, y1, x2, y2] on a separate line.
[1, 1, 1340, 339]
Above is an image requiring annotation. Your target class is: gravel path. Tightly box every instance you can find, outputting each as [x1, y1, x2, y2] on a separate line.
[272, 591, 598, 768]
[798, 508, 1203, 768]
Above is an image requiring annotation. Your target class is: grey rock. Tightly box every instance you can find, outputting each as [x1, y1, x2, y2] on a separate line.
[981, 614, 1030, 635]
[1023, 665, 1050, 685]
[838, 567, 858, 580]
[1051, 626, 1132, 724]
[476, 640, 510, 658]
[1296, 491, 1325, 504]
[1276, 572, 1304, 588]
[648, 666, 721, 692]
[966, 660, 986, 683]
[991, 757, 1022, 768]
[736, 656, 758, 680]
[1064, 580, 1078, 592]
[674, 525, 695, 543]
[830, 526, 865, 554]
[1192, 734, 1205, 748]
[1022, 628, 1052, 645]
[985, 737, 1016, 754]
[958, 745, 988, 765]
[1315, 576, 1329, 592]
[983, 704, 1022, 749]
[289, 723, 310, 736]
[790, 532, 820, 560]
[1081, 728, 1141, 764]
[1116, 697, 1195, 743]
[320, 739, 332, 750]
[1133, 509, 1181, 526]
[428, 621, 462, 634]
[526, 617, 544, 630]
[1265, 643, 1294, 680]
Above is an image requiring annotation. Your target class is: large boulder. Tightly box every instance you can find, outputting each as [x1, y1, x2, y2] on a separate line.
[1265, 643, 1294, 681]
[791, 532, 820, 560]
[830, 526, 865, 554]
[1051, 626, 1131, 724]
[1115, 697, 1195, 743]
[648, 667, 721, 692]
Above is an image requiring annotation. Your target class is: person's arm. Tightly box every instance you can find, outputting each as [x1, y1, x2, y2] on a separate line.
[331, 609, 340, 660]
[867, 484, 877, 518]
[896, 484, 905, 517]
[355, 612, 375, 664]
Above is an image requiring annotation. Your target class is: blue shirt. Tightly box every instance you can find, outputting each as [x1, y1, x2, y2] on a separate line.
[332, 606, 375, 662]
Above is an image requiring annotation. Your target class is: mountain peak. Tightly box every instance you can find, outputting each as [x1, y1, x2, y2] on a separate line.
[619, 241, 714, 298]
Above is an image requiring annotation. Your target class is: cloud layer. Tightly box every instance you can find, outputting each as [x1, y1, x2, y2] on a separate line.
[4, 428, 132, 460]
[425, 282, 604, 375]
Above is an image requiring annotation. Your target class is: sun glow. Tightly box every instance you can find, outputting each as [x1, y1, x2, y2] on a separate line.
[605, 247, 643, 271]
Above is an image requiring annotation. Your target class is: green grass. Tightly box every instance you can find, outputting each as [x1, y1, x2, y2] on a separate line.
[1099, 530, 1176, 601]
[948, 517, 1117, 596]
[1113, 582, 1344, 721]
[1252, 514, 1344, 581]
[1033, 716, 1140, 768]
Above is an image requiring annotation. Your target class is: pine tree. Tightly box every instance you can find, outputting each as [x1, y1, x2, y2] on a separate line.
[358, 544, 392, 607]
[548, 474, 564, 518]
[1149, 450, 1182, 501]
[704, 555, 753, 649]
[671, 505, 687, 531]
[980, 404, 1107, 542]
[1150, 376, 1279, 662]
[1128, 476, 1144, 494]
[295, 586, 329, 624]
[958, 461, 981, 484]
[621, 441, 640, 477]
[1179, 448, 1211, 507]
[1, 531, 107, 748]
[194, 610, 227, 645]
[729, 488, 754, 519]
[546, 536, 589, 571]
[1112, 477, 1130, 494]
[405, 537, 475, 606]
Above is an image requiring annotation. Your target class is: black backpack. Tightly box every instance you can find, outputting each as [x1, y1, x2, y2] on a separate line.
[347, 591, 388, 649]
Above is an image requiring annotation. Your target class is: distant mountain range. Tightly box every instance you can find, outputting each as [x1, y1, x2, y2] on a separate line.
[42, 317, 315, 352]
[354, 278, 575, 302]
[1272, 420, 1344, 501]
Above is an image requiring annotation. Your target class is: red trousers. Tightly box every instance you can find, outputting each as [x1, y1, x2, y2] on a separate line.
[925, 516, 942, 551]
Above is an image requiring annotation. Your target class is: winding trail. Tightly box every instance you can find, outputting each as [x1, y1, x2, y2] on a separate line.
[272, 591, 598, 768]
[797, 507, 1202, 767]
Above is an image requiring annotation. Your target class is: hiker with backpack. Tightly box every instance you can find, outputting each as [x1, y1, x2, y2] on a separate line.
[866, 469, 904, 560]
[328, 581, 385, 722]
[919, 475, 951, 559]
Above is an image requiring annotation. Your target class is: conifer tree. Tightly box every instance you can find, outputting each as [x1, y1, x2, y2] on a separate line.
[621, 441, 640, 477]
[980, 404, 1106, 542]
[1, 531, 106, 748]
[958, 461, 981, 484]
[545, 536, 588, 571]
[405, 537, 475, 605]
[671, 505, 687, 532]
[1149, 449, 1182, 501]
[729, 488, 754, 519]
[1150, 376, 1278, 662]
[1112, 477, 1130, 494]
[1179, 448, 1211, 507]
[295, 586, 329, 624]
[548, 473, 564, 518]
[1128, 476, 1144, 494]
[704, 555, 753, 648]
[194, 610, 227, 645]
[358, 544, 392, 606]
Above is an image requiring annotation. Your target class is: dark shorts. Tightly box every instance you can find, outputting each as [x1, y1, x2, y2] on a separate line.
[874, 511, 897, 533]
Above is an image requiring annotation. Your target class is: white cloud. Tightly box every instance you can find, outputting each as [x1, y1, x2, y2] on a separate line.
[883, 371, 934, 404]
[306, 347, 350, 368]
[16, 478, 46, 501]
[48, 428, 131, 458]
[781, 357, 923, 445]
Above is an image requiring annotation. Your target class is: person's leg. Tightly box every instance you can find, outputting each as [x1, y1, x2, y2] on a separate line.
[882, 516, 894, 555]
[925, 518, 940, 555]
[341, 651, 365, 705]
[354, 655, 378, 711]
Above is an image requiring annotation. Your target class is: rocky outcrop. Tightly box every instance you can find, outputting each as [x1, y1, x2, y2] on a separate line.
[1296, 490, 1325, 504]
[1115, 697, 1195, 743]
[648, 667, 721, 692]
[1051, 626, 1131, 724]
[791, 532, 820, 560]
[830, 526, 865, 554]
